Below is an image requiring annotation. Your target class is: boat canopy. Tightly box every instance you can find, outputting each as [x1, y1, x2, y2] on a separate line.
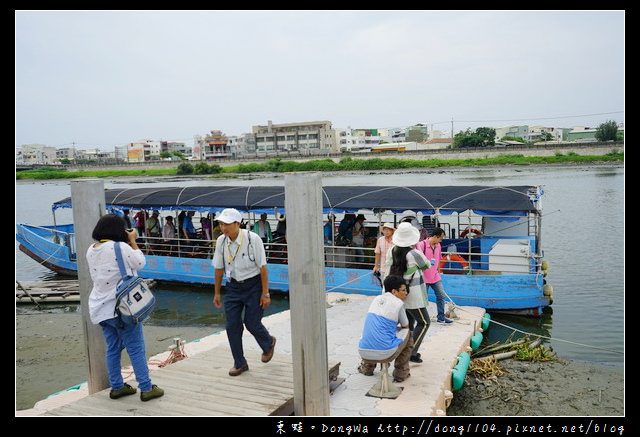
[52, 185, 542, 217]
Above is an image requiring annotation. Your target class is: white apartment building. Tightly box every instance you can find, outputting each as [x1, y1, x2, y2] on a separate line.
[337, 124, 429, 152]
[494, 125, 571, 142]
[250, 120, 337, 155]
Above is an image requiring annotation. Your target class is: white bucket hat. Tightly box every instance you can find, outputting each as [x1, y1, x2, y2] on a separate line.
[392, 222, 420, 247]
[381, 222, 395, 230]
[217, 208, 243, 224]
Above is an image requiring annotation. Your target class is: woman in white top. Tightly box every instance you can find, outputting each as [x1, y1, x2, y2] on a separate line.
[387, 222, 431, 364]
[86, 214, 163, 402]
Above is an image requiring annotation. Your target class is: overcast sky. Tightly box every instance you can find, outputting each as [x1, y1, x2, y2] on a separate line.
[15, 10, 624, 149]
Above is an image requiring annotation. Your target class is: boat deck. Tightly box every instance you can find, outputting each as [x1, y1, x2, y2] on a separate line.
[23, 293, 487, 417]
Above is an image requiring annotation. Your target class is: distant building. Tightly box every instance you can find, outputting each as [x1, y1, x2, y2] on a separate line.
[250, 120, 336, 155]
[56, 147, 78, 162]
[337, 124, 428, 152]
[525, 126, 570, 142]
[566, 127, 598, 142]
[16, 144, 57, 165]
[127, 140, 162, 162]
[494, 125, 529, 141]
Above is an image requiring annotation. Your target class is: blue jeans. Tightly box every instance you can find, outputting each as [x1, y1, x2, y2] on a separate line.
[223, 276, 272, 369]
[426, 280, 447, 320]
[99, 318, 152, 392]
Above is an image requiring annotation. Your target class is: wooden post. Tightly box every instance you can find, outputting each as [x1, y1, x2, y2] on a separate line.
[285, 172, 330, 415]
[71, 179, 110, 393]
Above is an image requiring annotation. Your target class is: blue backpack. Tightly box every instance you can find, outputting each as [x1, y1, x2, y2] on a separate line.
[114, 242, 155, 324]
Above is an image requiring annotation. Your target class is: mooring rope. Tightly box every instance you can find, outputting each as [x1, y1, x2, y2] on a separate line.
[444, 291, 623, 355]
[325, 271, 378, 293]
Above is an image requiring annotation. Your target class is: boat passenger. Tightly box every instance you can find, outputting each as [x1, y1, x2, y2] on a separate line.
[275, 214, 286, 238]
[351, 214, 367, 265]
[415, 227, 454, 325]
[373, 222, 395, 283]
[323, 213, 335, 245]
[122, 209, 132, 229]
[182, 211, 198, 240]
[337, 213, 356, 244]
[86, 214, 164, 402]
[201, 216, 212, 241]
[162, 215, 177, 253]
[252, 213, 273, 243]
[133, 210, 147, 241]
[145, 210, 161, 238]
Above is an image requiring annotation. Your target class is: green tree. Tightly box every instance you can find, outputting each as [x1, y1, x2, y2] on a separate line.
[453, 127, 496, 148]
[595, 120, 619, 141]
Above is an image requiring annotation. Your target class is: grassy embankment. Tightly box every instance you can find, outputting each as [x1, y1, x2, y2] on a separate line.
[16, 151, 624, 180]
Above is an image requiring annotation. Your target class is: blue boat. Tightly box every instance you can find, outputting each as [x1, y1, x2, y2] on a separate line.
[16, 185, 553, 316]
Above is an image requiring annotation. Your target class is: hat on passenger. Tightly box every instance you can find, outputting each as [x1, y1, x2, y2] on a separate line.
[392, 222, 420, 247]
[382, 222, 395, 230]
[218, 208, 243, 224]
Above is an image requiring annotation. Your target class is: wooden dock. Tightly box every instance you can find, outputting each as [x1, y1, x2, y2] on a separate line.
[43, 346, 339, 416]
[21, 293, 487, 417]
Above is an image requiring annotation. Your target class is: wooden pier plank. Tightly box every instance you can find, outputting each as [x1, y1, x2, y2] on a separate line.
[43, 347, 339, 416]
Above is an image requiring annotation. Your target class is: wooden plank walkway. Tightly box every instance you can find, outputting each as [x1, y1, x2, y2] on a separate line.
[43, 346, 339, 416]
[16, 280, 80, 304]
[16, 279, 155, 304]
[22, 293, 487, 417]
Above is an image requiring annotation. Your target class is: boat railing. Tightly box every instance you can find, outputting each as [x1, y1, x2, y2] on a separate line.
[110, 235, 545, 274]
[440, 248, 542, 275]
[17, 223, 76, 260]
[22, 223, 542, 275]
[139, 234, 215, 259]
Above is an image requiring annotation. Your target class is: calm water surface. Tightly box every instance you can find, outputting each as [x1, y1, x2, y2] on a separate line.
[16, 165, 624, 367]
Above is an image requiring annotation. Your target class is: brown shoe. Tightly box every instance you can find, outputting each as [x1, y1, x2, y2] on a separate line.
[261, 336, 276, 363]
[229, 363, 249, 376]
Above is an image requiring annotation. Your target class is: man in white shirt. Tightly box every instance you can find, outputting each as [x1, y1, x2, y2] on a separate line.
[212, 208, 276, 376]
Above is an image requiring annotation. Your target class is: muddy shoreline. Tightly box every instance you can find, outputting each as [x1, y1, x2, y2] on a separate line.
[447, 358, 624, 416]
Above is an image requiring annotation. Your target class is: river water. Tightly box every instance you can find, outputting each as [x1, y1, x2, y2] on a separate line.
[15, 164, 624, 368]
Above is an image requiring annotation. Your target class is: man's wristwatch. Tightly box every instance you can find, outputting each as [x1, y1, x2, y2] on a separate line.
[262, 293, 270, 298]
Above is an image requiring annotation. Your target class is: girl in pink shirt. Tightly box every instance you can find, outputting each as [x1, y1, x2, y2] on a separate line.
[415, 227, 453, 324]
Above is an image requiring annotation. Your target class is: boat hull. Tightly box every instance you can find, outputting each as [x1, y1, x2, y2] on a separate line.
[17, 223, 549, 315]
[18, 244, 77, 276]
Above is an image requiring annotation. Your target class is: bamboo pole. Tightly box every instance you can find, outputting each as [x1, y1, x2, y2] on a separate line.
[16, 280, 42, 309]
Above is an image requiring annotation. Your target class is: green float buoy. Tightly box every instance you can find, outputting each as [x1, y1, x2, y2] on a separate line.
[481, 313, 491, 331]
[470, 331, 483, 351]
[451, 352, 470, 391]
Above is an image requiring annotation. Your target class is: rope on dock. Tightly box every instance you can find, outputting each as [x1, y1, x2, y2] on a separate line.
[120, 338, 188, 381]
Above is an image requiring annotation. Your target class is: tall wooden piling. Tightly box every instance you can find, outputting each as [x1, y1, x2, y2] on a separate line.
[284, 173, 330, 415]
[71, 179, 110, 393]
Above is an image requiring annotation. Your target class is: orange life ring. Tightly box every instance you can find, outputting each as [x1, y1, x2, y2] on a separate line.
[460, 227, 482, 238]
[439, 254, 469, 274]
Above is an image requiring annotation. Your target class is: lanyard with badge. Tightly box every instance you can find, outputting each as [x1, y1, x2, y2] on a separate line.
[223, 230, 256, 278]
